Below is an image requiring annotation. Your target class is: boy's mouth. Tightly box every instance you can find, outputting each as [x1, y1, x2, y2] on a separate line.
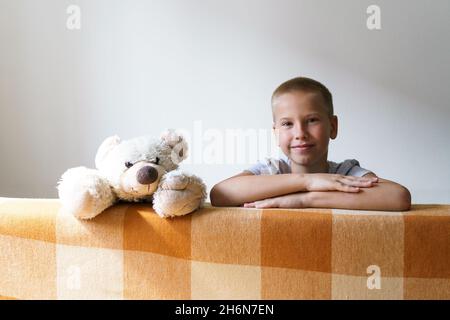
[291, 144, 314, 152]
[291, 143, 314, 148]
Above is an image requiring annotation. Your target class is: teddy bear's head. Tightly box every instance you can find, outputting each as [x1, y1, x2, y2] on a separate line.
[94, 129, 188, 201]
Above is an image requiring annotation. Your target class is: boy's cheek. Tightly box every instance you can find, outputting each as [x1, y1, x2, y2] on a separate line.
[278, 136, 291, 149]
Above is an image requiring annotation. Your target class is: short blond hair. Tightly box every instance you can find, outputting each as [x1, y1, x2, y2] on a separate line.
[271, 77, 334, 118]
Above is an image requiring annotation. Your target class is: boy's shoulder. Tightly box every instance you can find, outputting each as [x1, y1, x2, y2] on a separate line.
[245, 156, 290, 175]
[245, 155, 372, 177]
[328, 159, 372, 177]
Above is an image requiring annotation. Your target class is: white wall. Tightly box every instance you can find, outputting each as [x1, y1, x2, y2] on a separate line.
[1, 0, 449, 203]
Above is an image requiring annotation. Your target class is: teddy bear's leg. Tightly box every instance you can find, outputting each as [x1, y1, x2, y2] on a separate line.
[153, 170, 207, 218]
[57, 167, 116, 219]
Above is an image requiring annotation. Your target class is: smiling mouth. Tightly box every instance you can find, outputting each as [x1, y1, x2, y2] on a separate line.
[291, 144, 314, 149]
[291, 144, 315, 154]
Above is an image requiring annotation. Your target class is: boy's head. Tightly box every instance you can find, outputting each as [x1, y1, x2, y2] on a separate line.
[271, 77, 338, 170]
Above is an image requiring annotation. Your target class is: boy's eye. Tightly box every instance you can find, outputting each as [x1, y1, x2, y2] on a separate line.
[307, 118, 318, 123]
[125, 161, 133, 168]
[281, 122, 292, 127]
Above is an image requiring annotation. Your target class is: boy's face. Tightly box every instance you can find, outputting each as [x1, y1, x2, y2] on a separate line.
[272, 91, 338, 168]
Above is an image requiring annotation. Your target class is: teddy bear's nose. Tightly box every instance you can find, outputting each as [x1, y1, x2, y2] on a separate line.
[136, 166, 158, 185]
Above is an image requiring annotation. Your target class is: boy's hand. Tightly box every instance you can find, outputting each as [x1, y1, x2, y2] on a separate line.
[304, 174, 378, 192]
[243, 192, 309, 209]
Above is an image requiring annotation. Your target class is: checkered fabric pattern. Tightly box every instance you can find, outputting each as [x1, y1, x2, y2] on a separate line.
[1, 197, 449, 300]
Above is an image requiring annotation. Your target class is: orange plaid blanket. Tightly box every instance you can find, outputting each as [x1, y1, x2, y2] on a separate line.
[0, 197, 449, 299]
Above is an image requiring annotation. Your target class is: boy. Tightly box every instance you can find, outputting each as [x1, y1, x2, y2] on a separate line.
[210, 77, 411, 211]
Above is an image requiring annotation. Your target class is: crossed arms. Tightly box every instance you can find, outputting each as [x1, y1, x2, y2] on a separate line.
[210, 172, 411, 211]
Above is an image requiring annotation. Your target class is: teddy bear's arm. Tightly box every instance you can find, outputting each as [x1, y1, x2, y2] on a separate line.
[153, 170, 207, 218]
[57, 167, 117, 219]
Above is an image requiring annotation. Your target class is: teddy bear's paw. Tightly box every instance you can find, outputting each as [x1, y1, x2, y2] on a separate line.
[159, 170, 190, 190]
[153, 191, 204, 218]
[62, 190, 100, 220]
[153, 189, 205, 218]
[57, 167, 116, 220]
[153, 173, 207, 218]
[185, 175, 208, 198]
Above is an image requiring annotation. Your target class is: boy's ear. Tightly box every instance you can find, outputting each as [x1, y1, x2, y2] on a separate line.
[330, 115, 338, 140]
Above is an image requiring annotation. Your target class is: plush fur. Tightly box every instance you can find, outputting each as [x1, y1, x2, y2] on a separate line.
[57, 129, 207, 219]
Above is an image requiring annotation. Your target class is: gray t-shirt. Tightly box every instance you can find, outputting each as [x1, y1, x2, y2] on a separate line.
[245, 155, 372, 177]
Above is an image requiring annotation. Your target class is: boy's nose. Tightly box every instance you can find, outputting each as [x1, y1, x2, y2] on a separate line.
[294, 125, 308, 139]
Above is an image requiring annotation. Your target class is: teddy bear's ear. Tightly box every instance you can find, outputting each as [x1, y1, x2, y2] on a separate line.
[160, 129, 188, 164]
[95, 135, 121, 169]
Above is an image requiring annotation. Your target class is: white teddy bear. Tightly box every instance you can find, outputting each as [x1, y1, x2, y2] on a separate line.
[57, 129, 207, 219]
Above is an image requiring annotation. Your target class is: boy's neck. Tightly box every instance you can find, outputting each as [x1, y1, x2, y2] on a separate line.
[290, 159, 329, 174]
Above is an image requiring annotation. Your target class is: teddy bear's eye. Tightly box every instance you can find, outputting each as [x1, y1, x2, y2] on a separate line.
[125, 161, 133, 168]
[155, 157, 160, 165]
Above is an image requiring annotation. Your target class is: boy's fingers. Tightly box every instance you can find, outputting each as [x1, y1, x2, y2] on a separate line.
[338, 183, 360, 192]
[258, 203, 273, 209]
[361, 177, 378, 182]
[255, 201, 266, 208]
[341, 177, 376, 187]
[346, 176, 378, 182]
[255, 200, 275, 208]
[353, 180, 375, 187]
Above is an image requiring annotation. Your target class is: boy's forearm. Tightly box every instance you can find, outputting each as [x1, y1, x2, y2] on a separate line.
[210, 173, 307, 206]
[305, 180, 411, 211]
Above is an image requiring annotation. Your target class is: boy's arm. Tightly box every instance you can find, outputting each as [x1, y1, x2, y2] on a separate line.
[210, 172, 377, 207]
[306, 173, 411, 211]
[245, 173, 411, 212]
[210, 171, 309, 206]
